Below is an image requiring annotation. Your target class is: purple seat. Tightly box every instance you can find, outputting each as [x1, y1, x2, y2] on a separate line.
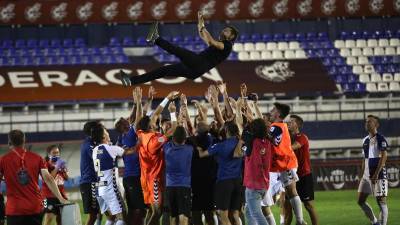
[109, 37, 120, 47]
[239, 34, 249, 42]
[136, 37, 147, 46]
[340, 31, 349, 39]
[342, 83, 355, 92]
[317, 32, 328, 40]
[172, 36, 183, 43]
[39, 40, 49, 48]
[334, 75, 345, 83]
[347, 74, 358, 83]
[100, 47, 112, 55]
[322, 58, 332, 66]
[2, 40, 13, 48]
[46, 56, 58, 65]
[63, 39, 73, 47]
[273, 33, 284, 41]
[251, 33, 262, 42]
[295, 33, 305, 41]
[51, 39, 61, 48]
[88, 47, 101, 55]
[35, 57, 46, 65]
[122, 37, 134, 46]
[284, 33, 294, 41]
[30, 48, 42, 56]
[355, 83, 366, 92]
[183, 35, 194, 43]
[306, 32, 317, 40]
[27, 39, 38, 48]
[262, 34, 272, 42]
[75, 38, 85, 47]
[15, 40, 25, 48]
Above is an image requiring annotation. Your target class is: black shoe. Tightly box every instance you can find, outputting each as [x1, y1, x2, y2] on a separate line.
[117, 70, 132, 86]
[146, 21, 159, 45]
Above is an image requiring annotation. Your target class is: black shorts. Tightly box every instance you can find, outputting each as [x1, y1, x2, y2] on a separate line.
[43, 198, 61, 214]
[0, 194, 5, 221]
[123, 176, 146, 210]
[296, 173, 315, 202]
[214, 178, 243, 211]
[166, 187, 191, 218]
[192, 180, 215, 211]
[80, 182, 100, 214]
[7, 214, 43, 225]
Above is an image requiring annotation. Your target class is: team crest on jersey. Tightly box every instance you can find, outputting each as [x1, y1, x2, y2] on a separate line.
[249, 0, 264, 18]
[369, 0, 384, 14]
[255, 61, 294, 83]
[102, 2, 118, 21]
[297, 0, 313, 16]
[273, 0, 289, 17]
[225, 0, 240, 18]
[199, 0, 216, 18]
[345, 0, 360, 14]
[151, 1, 167, 20]
[0, 3, 15, 22]
[127, 1, 144, 20]
[25, 3, 42, 22]
[51, 2, 68, 22]
[321, 0, 336, 15]
[176, 0, 192, 19]
[76, 2, 93, 21]
[387, 167, 400, 187]
[395, 0, 400, 13]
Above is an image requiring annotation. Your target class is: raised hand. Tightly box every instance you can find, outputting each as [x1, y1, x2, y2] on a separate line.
[240, 83, 247, 98]
[216, 81, 227, 94]
[168, 101, 176, 113]
[148, 86, 156, 100]
[136, 87, 142, 101]
[167, 91, 180, 100]
[180, 94, 188, 106]
[204, 90, 212, 103]
[208, 85, 219, 103]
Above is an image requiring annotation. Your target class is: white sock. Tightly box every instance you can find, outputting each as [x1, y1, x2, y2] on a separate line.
[213, 214, 219, 225]
[238, 217, 243, 225]
[289, 196, 304, 224]
[360, 202, 378, 223]
[377, 201, 388, 225]
[280, 214, 285, 225]
[266, 214, 276, 225]
[115, 220, 125, 225]
[105, 220, 114, 225]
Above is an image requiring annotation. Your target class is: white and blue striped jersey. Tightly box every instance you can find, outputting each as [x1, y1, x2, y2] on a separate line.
[92, 144, 124, 196]
[362, 133, 388, 179]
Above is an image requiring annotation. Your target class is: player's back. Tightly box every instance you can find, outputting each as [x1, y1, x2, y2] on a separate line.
[137, 130, 167, 179]
[270, 122, 298, 172]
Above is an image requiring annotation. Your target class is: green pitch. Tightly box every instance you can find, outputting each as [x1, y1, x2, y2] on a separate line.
[77, 189, 399, 225]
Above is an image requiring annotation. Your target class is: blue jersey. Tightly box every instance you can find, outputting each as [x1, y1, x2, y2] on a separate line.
[164, 141, 193, 187]
[119, 126, 140, 177]
[362, 133, 388, 179]
[80, 137, 97, 184]
[208, 137, 242, 181]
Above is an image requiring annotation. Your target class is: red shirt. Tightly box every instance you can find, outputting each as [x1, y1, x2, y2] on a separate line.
[293, 133, 311, 177]
[0, 147, 47, 215]
[41, 161, 67, 199]
[244, 138, 271, 190]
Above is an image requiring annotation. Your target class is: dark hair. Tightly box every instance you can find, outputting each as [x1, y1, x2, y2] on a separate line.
[250, 118, 268, 139]
[83, 120, 101, 136]
[137, 116, 151, 132]
[226, 25, 239, 42]
[367, 114, 380, 123]
[274, 102, 290, 119]
[173, 126, 187, 145]
[45, 144, 59, 161]
[290, 114, 304, 129]
[8, 130, 25, 147]
[91, 124, 105, 145]
[224, 121, 239, 137]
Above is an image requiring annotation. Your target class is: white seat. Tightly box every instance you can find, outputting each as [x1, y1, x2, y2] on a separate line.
[345, 40, 356, 48]
[358, 56, 369, 65]
[398, 46, 400, 54]
[394, 73, 400, 81]
[233, 43, 243, 52]
[288, 41, 300, 50]
[382, 73, 393, 82]
[244, 43, 255, 51]
[261, 51, 272, 60]
[363, 47, 373, 56]
[356, 39, 367, 48]
[359, 74, 370, 83]
[346, 57, 357, 65]
[389, 38, 400, 47]
[366, 83, 377, 92]
[272, 50, 283, 59]
[340, 48, 351, 57]
[370, 73, 382, 82]
[284, 50, 295, 59]
[352, 65, 363, 74]
[367, 39, 378, 47]
[295, 50, 306, 59]
[351, 48, 362, 56]
[277, 42, 289, 50]
[378, 39, 389, 47]
[334, 40, 345, 48]
[377, 82, 389, 92]
[266, 42, 277, 50]
[385, 47, 396, 55]
[374, 47, 385, 55]
[389, 82, 400, 91]
[255, 42, 266, 51]
[364, 65, 375, 74]
[249, 51, 261, 60]
[238, 52, 249, 61]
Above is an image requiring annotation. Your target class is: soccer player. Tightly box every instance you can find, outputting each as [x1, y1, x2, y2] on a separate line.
[80, 121, 104, 225]
[92, 125, 136, 225]
[164, 126, 193, 225]
[268, 103, 306, 225]
[118, 12, 237, 86]
[287, 115, 319, 225]
[42, 145, 69, 225]
[357, 115, 389, 225]
[0, 130, 67, 225]
[197, 121, 243, 225]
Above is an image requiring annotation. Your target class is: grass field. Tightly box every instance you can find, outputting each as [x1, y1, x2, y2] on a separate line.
[77, 189, 399, 225]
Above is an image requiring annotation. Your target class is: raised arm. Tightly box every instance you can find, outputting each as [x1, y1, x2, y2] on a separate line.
[180, 94, 195, 136]
[209, 85, 225, 126]
[133, 87, 143, 127]
[217, 81, 234, 120]
[251, 93, 263, 119]
[192, 99, 207, 123]
[197, 11, 224, 50]
[150, 91, 180, 126]
[143, 86, 156, 116]
[166, 101, 178, 136]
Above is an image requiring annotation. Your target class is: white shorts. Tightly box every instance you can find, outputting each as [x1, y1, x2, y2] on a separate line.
[358, 178, 388, 197]
[280, 168, 299, 187]
[97, 187, 124, 215]
[261, 172, 285, 207]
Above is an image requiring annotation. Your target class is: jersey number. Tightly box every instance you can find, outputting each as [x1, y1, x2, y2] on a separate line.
[95, 159, 104, 177]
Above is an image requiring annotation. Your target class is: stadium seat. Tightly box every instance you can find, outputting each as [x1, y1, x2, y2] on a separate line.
[284, 33, 295, 41]
[389, 38, 399, 46]
[334, 40, 345, 48]
[63, 39, 73, 47]
[374, 47, 385, 55]
[389, 82, 400, 91]
[364, 65, 375, 74]
[352, 65, 363, 74]
[295, 50, 306, 58]
[359, 74, 370, 83]
[288, 41, 299, 50]
[366, 83, 377, 92]
[277, 42, 289, 50]
[358, 56, 369, 65]
[244, 43, 255, 51]
[339, 49, 350, 57]
[251, 34, 262, 42]
[355, 83, 366, 92]
[39, 40, 49, 48]
[284, 50, 295, 59]
[397, 46, 400, 54]
[363, 47, 373, 56]
[356, 40, 367, 48]
[249, 51, 261, 60]
[345, 40, 356, 48]
[255, 42, 266, 51]
[273, 33, 284, 41]
[351, 48, 362, 56]
[261, 51, 271, 60]
[27, 39, 37, 48]
[122, 37, 134, 46]
[238, 52, 249, 61]
[378, 39, 389, 47]
[15, 40, 25, 48]
[75, 38, 85, 47]
[50, 39, 61, 48]
[266, 42, 277, 50]
[370, 73, 382, 82]
[2, 40, 13, 48]
[385, 47, 396, 55]
[367, 39, 378, 47]
[394, 73, 400, 81]
[233, 43, 244, 52]
[382, 73, 393, 82]
[109, 37, 120, 46]
[262, 34, 272, 42]
[136, 37, 147, 46]
[377, 82, 389, 92]
[346, 57, 357, 65]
